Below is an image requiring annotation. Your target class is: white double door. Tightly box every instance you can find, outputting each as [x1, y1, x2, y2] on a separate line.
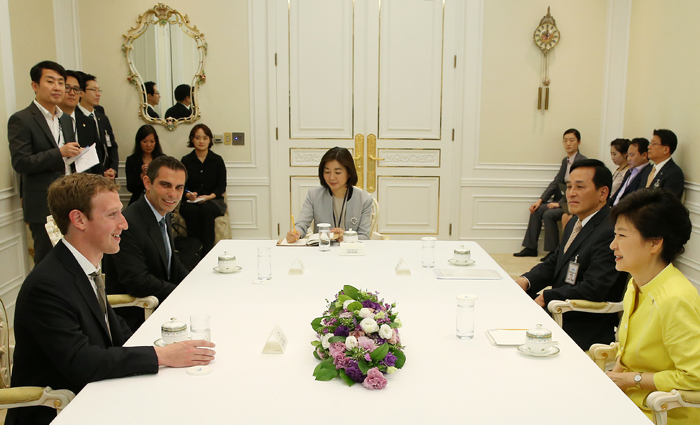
[272, 0, 458, 238]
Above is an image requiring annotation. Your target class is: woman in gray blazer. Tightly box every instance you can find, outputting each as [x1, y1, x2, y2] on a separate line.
[287, 147, 373, 242]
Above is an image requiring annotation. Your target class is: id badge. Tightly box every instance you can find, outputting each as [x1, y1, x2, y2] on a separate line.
[565, 255, 580, 285]
[105, 133, 112, 147]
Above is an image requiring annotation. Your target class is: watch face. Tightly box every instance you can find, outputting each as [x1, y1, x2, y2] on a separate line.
[534, 24, 560, 50]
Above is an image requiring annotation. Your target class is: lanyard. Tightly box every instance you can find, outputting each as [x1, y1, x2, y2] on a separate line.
[332, 189, 348, 229]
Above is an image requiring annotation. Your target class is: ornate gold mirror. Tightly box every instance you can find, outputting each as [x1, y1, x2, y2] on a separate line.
[122, 3, 207, 130]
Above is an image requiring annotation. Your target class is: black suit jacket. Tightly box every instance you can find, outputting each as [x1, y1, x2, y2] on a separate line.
[75, 108, 119, 176]
[147, 105, 160, 119]
[6, 241, 158, 425]
[67, 109, 101, 174]
[524, 205, 627, 350]
[8, 102, 75, 223]
[540, 152, 587, 203]
[164, 102, 192, 120]
[103, 196, 189, 331]
[609, 162, 652, 206]
[649, 158, 684, 199]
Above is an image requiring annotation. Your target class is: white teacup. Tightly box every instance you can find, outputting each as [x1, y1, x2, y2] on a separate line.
[218, 252, 237, 272]
[525, 324, 553, 353]
[453, 246, 471, 264]
[161, 317, 188, 345]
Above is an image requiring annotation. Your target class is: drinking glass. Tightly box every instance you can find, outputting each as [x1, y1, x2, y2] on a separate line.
[421, 237, 436, 268]
[456, 294, 477, 339]
[257, 247, 272, 280]
[190, 315, 211, 342]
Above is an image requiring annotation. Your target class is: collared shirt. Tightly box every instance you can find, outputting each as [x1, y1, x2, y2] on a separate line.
[144, 196, 172, 272]
[650, 156, 671, 174]
[62, 239, 100, 299]
[34, 100, 70, 175]
[613, 162, 649, 206]
[564, 152, 579, 181]
[578, 208, 599, 228]
[78, 103, 100, 134]
[69, 110, 78, 144]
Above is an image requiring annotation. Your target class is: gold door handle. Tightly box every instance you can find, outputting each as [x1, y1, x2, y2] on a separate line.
[354, 134, 364, 190]
[367, 134, 377, 193]
[369, 154, 384, 161]
[354, 154, 362, 161]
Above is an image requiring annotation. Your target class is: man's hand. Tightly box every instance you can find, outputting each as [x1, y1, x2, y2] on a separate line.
[534, 293, 545, 308]
[60, 142, 81, 158]
[103, 168, 116, 180]
[185, 191, 198, 201]
[529, 199, 543, 214]
[331, 227, 344, 242]
[154, 340, 216, 367]
[547, 202, 560, 209]
[515, 276, 529, 291]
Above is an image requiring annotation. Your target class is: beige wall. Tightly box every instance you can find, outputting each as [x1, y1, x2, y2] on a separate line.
[624, 0, 699, 183]
[0, 34, 10, 190]
[478, 0, 608, 165]
[8, 0, 56, 109]
[77, 0, 251, 164]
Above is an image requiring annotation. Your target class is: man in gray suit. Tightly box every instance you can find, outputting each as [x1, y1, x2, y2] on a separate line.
[514, 128, 587, 261]
[8, 61, 81, 265]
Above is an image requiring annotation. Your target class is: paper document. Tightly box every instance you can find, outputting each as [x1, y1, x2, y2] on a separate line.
[66, 144, 99, 173]
[433, 269, 502, 280]
[187, 197, 205, 203]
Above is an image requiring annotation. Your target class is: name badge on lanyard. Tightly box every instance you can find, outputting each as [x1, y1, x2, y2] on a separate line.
[565, 255, 580, 285]
[104, 132, 112, 147]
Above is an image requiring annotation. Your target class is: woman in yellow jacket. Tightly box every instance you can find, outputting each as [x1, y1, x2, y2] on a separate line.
[606, 189, 699, 424]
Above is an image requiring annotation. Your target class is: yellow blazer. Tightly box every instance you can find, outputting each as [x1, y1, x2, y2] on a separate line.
[617, 265, 700, 424]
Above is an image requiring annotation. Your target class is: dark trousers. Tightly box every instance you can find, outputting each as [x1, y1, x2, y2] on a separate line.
[179, 201, 224, 255]
[521, 203, 563, 252]
[29, 222, 53, 266]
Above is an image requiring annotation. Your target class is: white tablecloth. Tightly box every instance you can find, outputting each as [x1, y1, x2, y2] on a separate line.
[52, 240, 649, 424]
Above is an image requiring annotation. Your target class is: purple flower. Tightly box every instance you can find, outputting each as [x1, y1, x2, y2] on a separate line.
[382, 352, 397, 367]
[362, 300, 382, 310]
[357, 336, 377, 352]
[364, 353, 371, 361]
[362, 367, 388, 390]
[333, 355, 351, 370]
[345, 360, 365, 383]
[334, 325, 349, 337]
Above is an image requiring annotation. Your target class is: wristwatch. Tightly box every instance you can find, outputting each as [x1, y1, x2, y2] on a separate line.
[634, 372, 643, 388]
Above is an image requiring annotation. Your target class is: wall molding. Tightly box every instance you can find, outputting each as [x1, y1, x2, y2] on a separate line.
[0, 208, 23, 228]
[0, 234, 25, 295]
[461, 178, 552, 189]
[228, 193, 259, 230]
[227, 177, 270, 186]
[53, 0, 82, 70]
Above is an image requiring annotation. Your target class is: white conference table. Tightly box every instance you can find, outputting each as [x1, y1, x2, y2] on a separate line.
[52, 240, 649, 424]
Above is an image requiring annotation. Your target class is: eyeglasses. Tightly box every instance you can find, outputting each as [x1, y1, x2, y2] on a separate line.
[65, 86, 82, 94]
[85, 88, 103, 93]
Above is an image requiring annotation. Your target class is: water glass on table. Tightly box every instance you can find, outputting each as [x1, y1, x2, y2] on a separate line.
[257, 247, 272, 280]
[421, 237, 436, 268]
[190, 315, 211, 343]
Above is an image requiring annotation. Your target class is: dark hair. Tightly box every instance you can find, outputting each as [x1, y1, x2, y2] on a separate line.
[318, 147, 358, 197]
[174, 84, 191, 102]
[653, 129, 678, 154]
[187, 124, 214, 149]
[30, 61, 66, 84]
[563, 128, 581, 141]
[569, 159, 612, 194]
[133, 125, 164, 158]
[629, 137, 649, 154]
[64, 70, 82, 88]
[79, 73, 97, 91]
[48, 173, 119, 235]
[611, 189, 691, 264]
[610, 138, 630, 155]
[146, 155, 187, 183]
[145, 81, 156, 96]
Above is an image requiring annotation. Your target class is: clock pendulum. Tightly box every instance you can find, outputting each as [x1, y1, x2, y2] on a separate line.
[533, 7, 560, 112]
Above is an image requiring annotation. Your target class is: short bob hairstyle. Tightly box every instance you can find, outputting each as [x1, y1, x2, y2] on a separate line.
[132, 124, 164, 158]
[187, 124, 214, 149]
[610, 138, 630, 155]
[318, 147, 358, 198]
[563, 128, 581, 141]
[610, 189, 692, 264]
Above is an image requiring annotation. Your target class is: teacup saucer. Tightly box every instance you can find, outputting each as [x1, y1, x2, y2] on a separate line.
[154, 338, 166, 347]
[214, 266, 242, 274]
[517, 344, 560, 357]
[448, 259, 475, 266]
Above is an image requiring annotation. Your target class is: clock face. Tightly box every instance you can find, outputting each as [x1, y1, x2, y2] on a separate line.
[534, 24, 560, 50]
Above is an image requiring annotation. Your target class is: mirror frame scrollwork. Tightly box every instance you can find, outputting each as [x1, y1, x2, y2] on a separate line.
[122, 3, 207, 131]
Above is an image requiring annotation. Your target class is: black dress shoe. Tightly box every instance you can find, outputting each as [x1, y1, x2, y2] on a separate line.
[540, 251, 555, 262]
[513, 248, 538, 257]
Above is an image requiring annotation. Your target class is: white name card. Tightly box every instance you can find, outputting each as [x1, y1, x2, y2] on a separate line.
[339, 242, 366, 256]
[289, 258, 305, 275]
[262, 325, 288, 354]
[395, 258, 411, 275]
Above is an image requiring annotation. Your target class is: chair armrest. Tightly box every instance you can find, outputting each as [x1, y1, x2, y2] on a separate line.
[0, 387, 75, 412]
[648, 389, 700, 425]
[107, 295, 159, 320]
[589, 342, 619, 371]
[548, 300, 623, 328]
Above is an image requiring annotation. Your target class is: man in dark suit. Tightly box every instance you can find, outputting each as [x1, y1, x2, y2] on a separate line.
[516, 159, 627, 351]
[104, 155, 190, 331]
[6, 173, 215, 425]
[8, 61, 81, 265]
[609, 138, 652, 206]
[145, 81, 161, 118]
[165, 84, 193, 119]
[77, 73, 119, 180]
[515, 128, 587, 261]
[646, 129, 685, 198]
[58, 70, 99, 166]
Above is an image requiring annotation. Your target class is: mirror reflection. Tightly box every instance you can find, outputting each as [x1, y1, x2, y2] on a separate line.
[123, 3, 207, 130]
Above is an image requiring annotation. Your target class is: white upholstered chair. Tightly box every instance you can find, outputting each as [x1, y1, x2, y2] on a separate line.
[589, 342, 700, 425]
[369, 197, 389, 240]
[547, 299, 623, 328]
[0, 298, 75, 413]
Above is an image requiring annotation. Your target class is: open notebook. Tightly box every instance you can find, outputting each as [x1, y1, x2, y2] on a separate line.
[277, 233, 339, 247]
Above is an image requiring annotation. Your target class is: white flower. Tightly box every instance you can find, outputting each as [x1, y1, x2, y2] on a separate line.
[343, 300, 354, 310]
[359, 308, 374, 319]
[379, 324, 393, 339]
[394, 318, 403, 328]
[360, 318, 379, 334]
[321, 333, 334, 349]
[386, 366, 398, 374]
[345, 336, 358, 349]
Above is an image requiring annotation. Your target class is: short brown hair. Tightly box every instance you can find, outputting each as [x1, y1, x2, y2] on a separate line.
[146, 155, 188, 183]
[48, 174, 120, 235]
[187, 124, 214, 149]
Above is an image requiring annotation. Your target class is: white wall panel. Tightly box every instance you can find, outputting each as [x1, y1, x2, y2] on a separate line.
[378, 176, 439, 234]
[677, 183, 700, 292]
[290, 176, 319, 225]
[378, 149, 440, 167]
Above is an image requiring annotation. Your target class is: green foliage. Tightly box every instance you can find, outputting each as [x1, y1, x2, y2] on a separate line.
[328, 336, 346, 343]
[357, 358, 370, 374]
[311, 340, 321, 347]
[346, 301, 363, 311]
[338, 369, 355, 387]
[392, 349, 406, 368]
[313, 358, 339, 381]
[370, 343, 389, 362]
[343, 285, 360, 300]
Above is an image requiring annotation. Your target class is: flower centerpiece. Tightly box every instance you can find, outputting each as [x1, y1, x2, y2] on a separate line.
[311, 285, 405, 389]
